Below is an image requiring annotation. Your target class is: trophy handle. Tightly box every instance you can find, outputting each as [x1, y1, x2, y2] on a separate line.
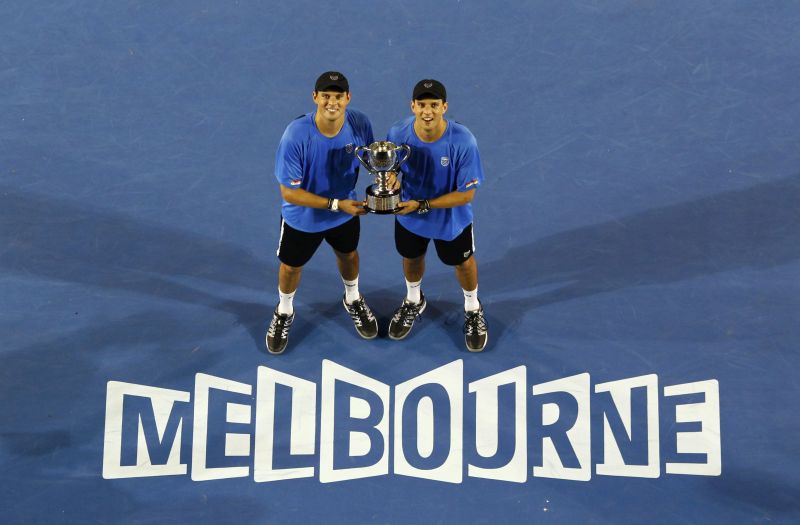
[354, 145, 372, 171]
[394, 144, 411, 168]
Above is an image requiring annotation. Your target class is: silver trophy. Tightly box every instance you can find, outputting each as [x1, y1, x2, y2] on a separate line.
[354, 141, 411, 214]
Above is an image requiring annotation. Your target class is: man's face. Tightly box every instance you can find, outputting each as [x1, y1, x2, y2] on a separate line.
[313, 90, 351, 122]
[411, 98, 448, 133]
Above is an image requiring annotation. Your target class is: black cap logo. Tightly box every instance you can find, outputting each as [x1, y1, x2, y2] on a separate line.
[315, 71, 349, 92]
[413, 79, 446, 102]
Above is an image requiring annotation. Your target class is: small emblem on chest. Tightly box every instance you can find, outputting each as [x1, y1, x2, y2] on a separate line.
[440, 156, 450, 167]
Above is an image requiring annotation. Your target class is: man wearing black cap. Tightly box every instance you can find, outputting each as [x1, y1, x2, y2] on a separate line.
[267, 71, 378, 354]
[386, 79, 488, 352]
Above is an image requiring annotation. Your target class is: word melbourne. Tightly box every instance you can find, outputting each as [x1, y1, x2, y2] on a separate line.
[102, 360, 720, 483]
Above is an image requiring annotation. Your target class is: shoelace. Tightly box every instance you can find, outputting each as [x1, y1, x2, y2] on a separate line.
[347, 300, 375, 327]
[268, 314, 292, 338]
[464, 310, 487, 336]
[394, 301, 422, 327]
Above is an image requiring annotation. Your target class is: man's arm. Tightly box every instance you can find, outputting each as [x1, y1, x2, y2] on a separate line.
[395, 189, 475, 215]
[280, 185, 366, 216]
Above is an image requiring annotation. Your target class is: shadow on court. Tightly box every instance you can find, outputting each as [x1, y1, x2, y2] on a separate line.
[3, 174, 799, 353]
[480, 173, 800, 340]
[0, 184, 347, 350]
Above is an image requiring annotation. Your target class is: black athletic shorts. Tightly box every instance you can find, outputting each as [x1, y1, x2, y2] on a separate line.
[394, 219, 475, 266]
[277, 216, 360, 267]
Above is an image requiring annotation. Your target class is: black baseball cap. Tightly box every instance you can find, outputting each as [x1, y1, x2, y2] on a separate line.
[412, 79, 446, 101]
[315, 71, 349, 92]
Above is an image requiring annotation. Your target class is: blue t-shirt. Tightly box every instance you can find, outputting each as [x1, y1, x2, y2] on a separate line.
[275, 109, 374, 232]
[387, 116, 484, 241]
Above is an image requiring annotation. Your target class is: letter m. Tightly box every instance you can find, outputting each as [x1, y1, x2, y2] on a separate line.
[103, 381, 190, 479]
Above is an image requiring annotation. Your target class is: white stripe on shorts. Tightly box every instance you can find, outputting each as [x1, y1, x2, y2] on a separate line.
[471, 222, 476, 253]
[277, 218, 286, 257]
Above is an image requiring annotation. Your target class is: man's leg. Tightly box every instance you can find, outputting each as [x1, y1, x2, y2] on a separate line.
[327, 217, 378, 339]
[334, 248, 358, 281]
[454, 255, 477, 295]
[435, 225, 487, 352]
[277, 263, 302, 314]
[334, 248, 361, 304]
[389, 221, 430, 340]
[327, 217, 361, 301]
[334, 248, 377, 339]
[268, 220, 321, 355]
[455, 254, 481, 311]
[403, 254, 426, 281]
[268, 263, 302, 355]
[401, 254, 425, 304]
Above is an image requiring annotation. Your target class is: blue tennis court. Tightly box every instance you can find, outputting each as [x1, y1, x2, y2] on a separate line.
[2, 1, 799, 523]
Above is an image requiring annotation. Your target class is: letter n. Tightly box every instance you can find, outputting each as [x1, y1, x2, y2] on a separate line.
[595, 374, 660, 478]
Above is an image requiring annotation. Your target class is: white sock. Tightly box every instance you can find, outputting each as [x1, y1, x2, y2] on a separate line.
[406, 279, 422, 303]
[463, 286, 479, 312]
[278, 288, 295, 315]
[343, 276, 360, 304]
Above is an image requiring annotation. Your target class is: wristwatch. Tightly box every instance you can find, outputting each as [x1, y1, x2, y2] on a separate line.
[416, 199, 430, 214]
[327, 198, 340, 212]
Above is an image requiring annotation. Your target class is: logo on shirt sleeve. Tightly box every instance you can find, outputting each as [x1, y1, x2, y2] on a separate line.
[290, 179, 302, 186]
[440, 156, 450, 167]
[465, 179, 478, 189]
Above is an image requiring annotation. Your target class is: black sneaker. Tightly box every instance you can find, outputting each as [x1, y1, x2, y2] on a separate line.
[464, 304, 488, 352]
[388, 294, 426, 340]
[343, 295, 378, 339]
[266, 307, 294, 355]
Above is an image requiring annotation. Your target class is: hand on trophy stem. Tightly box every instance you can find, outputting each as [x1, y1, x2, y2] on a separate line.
[338, 199, 367, 216]
[386, 171, 401, 191]
[395, 200, 420, 215]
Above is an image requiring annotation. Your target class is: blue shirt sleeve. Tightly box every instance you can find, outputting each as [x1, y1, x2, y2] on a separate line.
[274, 123, 305, 188]
[455, 133, 484, 192]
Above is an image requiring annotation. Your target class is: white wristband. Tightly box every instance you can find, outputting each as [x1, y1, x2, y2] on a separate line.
[331, 198, 340, 212]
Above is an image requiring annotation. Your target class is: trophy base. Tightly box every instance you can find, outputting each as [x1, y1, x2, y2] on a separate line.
[365, 187, 401, 215]
[365, 202, 401, 214]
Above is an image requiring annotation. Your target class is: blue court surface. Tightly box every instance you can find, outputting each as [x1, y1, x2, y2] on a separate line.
[2, 1, 799, 524]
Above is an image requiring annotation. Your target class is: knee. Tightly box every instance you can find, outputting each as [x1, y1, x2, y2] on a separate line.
[336, 249, 357, 262]
[455, 256, 474, 271]
[281, 263, 303, 277]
